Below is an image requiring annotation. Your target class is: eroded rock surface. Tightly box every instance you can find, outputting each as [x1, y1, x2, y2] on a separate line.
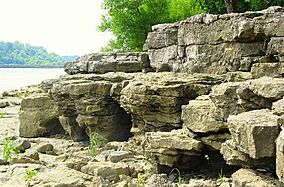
[65, 52, 152, 74]
[144, 6, 284, 78]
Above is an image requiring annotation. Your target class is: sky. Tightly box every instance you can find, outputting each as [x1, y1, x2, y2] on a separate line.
[0, 0, 112, 56]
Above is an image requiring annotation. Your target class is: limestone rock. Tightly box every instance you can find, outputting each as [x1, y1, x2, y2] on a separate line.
[276, 129, 284, 183]
[273, 98, 284, 115]
[144, 7, 284, 77]
[232, 169, 283, 187]
[201, 133, 231, 150]
[228, 109, 280, 159]
[19, 93, 61, 138]
[48, 73, 134, 141]
[64, 52, 151, 75]
[120, 73, 223, 132]
[220, 140, 274, 169]
[210, 77, 284, 121]
[144, 129, 203, 167]
[81, 162, 131, 182]
[14, 138, 31, 152]
[36, 143, 54, 154]
[108, 151, 133, 163]
[181, 95, 227, 133]
[0, 100, 9, 108]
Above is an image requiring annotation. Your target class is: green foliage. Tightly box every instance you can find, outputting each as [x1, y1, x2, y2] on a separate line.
[0, 41, 64, 67]
[168, 0, 204, 22]
[99, 0, 169, 52]
[24, 168, 37, 181]
[100, 0, 284, 51]
[89, 131, 107, 154]
[16, 90, 30, 99]
[2, 137, 20, 162]
[0, 111, 6, 118]
[218, 169, 225, 184]
[137, 173, 146, 187]
[99, 0, 205, 52]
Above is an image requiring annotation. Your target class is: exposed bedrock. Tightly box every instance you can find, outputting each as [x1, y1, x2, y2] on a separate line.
[64, 52, 152, 75]
[17, 7, 284, 186]
[144, 6, 284, 77]
[119, 73, 223, 133]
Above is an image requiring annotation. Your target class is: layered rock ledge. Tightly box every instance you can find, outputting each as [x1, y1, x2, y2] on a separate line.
[11, 6, 284, 187]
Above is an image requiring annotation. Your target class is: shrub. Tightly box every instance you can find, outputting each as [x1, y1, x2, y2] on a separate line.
[89, 131, 107, 154]
[2, 137, 20, 162]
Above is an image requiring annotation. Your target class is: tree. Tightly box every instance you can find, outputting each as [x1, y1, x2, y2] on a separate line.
[99, 0, 204, 52]
[99, 0, 284, 51]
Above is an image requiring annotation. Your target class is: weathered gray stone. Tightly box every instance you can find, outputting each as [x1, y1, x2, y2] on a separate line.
[228, 109, 280, 159]
[14, 138, 31, 152]
[251, 63, 284, 78]
[107, 151, 133, 163]
[181, 95, 227, 133]
[210, 77, 284, 121]
[144, 129, 203, 167]
[145, 7, 284, 76]
[19, 93, 61, 137]
[64, 52, 151, 75]
[81, 162, 131, 182]
[36, 143, 54, 154]
[220, 140, 274, 168]
[272, 98, 284, 115]
[232, 169, 283, 187]
[201, 133, 231, 151]
[48, 73, 134, 141]
[120, 73, 223, 132]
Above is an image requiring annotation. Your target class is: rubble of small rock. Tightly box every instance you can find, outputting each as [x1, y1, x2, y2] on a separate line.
[1, 6, 284, 187]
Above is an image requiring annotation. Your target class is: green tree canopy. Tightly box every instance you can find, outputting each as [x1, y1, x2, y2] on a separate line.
[0, 41, 65, 67]
[99, 0, 284, 52]
[98, 0, 203, 52]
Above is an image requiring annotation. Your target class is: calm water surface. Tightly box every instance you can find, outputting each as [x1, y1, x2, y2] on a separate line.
[0, 68, 65, 92]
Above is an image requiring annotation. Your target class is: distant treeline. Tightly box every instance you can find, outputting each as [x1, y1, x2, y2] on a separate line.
[0, 41, 77, 67]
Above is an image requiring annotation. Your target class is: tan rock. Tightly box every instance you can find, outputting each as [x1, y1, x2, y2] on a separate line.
[182, 95, 227, 133]
[276, 129, 284, 183]
[228, 109, 280, 159]
[232, 169, 283, 187]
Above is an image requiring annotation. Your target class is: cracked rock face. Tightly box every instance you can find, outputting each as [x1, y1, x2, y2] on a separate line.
[64, 52, 152, 75]
[144, 6, 284, 77]
[120, 73, 223, 133]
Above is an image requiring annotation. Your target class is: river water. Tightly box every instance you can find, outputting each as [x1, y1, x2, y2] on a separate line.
[0, 68, 65, 92]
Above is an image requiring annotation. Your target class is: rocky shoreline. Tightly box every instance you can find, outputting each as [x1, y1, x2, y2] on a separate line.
[1, 6, 284, 187]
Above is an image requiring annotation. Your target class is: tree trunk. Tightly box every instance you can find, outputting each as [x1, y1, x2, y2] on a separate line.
[224, 0, 235, 13]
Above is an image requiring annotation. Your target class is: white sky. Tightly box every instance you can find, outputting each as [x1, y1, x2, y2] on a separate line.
[0, 0, 112, 56]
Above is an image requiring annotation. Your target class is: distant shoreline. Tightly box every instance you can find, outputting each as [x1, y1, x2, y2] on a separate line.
[0, 65, 64, 68]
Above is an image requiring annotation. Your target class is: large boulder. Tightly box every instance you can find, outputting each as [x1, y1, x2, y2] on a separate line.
[144, 129, 203, 168]
[227, 109, 280, 159]
[120, 73, 223, 132]
[64, 52, 152, 75]
[19, 93, 62, 137]
[210, 77, 284, 121]
[48, 73, 134, 141]
[181, 95, 227, 133]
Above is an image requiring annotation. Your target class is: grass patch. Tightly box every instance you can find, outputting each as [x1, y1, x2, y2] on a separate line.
[16, 90, 29, 99]
[2, 137, 20, 162]
[89, 131, 107, 154]
[24, 168, 37, 181]
[0, 111, 6, 118]
[137, 173, 146, 187]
